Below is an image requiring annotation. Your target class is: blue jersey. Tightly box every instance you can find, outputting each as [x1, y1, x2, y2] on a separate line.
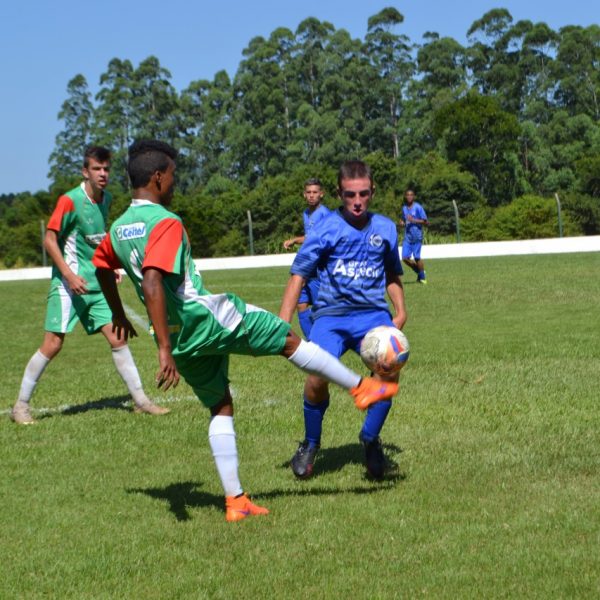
[291, 209, 402, 319]
[303, 204, 331, 236]
[402, 202, 427, 242]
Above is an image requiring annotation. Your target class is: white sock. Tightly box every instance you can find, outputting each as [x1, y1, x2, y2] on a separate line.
[111, 345, 149, 406]
[208, 415, 243, 497]
[18, 350, 51, 403]
[288, 340, 361, 389]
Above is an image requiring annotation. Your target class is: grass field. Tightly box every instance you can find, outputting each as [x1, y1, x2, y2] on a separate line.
[1, 253, 599, 599]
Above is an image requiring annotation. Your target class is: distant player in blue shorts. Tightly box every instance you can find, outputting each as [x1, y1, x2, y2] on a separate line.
[283, 178, 331, 339]
[398, 188, 429, 284]
[280, 160, 407, 480]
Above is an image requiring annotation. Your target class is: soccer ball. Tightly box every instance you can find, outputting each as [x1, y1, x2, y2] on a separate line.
[360, 326, 410, 375]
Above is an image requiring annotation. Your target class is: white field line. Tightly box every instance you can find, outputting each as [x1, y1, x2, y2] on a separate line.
[0, 394, 195, 418]
[1, 386, 242, 418]
[122, 302, 152, 335]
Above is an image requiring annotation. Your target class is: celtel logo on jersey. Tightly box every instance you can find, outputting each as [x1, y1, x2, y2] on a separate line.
[116, 223, 146, 241]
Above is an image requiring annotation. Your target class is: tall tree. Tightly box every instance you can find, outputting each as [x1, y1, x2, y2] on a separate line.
[518, 22, 558, 122]
[94, 58, 135, 187]
[131, 56, 180, 141]
[364, 7, 413, 158]
[48, 75, 94, 183]
[554, 25, 600, 120]
[180, 70, 233, 188]
[466, 9, 524, 113]
[433, 93, 522, 204]
[230, 30, 297, 182]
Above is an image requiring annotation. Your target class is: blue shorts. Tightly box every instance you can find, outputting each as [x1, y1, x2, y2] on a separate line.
[310, 310, 394, 359]
[298, 277, 320, 305]
[402, 238, 423, 261]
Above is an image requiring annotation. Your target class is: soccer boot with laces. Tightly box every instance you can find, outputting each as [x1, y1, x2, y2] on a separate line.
[290, 440, 319, 479]
[11, 400, 35, 425]
[225, 493, 269, 522]
[360, 434, 386, 480]
[350, 377, 398, 410]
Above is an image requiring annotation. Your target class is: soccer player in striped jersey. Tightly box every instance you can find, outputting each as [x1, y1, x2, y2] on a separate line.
[283, 178, 331, 338]
[280, 160, 407, 480]
[11, 146, 167, 425]
[92, 140, 398, 522]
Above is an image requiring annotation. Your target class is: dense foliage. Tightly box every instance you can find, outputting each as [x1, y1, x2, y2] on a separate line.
[2, 8, 599, 266]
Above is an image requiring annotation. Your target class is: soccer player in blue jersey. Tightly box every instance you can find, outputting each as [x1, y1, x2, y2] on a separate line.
[398, 188, 429, 284]
[280, 160, 407, 480]
[283, 178, 331, 338]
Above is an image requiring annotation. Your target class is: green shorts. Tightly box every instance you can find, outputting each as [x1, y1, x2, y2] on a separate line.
[175, 305, 291, 408]
[44, 284, 112, 335]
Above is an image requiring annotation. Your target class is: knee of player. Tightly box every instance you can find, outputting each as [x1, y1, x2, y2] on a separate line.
[304, 374, 329, 397]
[41, 334, 64, 358]
[280, 330, 302, 358]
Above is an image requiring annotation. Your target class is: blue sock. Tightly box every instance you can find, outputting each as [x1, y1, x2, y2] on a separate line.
[304, 396, 329, 447]
[360, 400, 392, 442]
[298, 309, 313, 339]
[418, 270, 426, 280]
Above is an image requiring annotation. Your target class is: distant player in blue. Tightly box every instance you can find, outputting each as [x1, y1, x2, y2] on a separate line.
[282, 178, 331, 338]
[398, 188, 429, 284]
[280, 161, 407, 480]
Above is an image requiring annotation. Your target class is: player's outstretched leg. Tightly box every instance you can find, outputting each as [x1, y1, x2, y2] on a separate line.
[285, 337, 397, 407]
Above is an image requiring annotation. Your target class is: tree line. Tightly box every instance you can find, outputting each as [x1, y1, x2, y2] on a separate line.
[2, 7, 599, 267]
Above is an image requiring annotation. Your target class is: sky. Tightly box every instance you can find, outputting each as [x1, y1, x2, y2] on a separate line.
[0, 0, 595, 195]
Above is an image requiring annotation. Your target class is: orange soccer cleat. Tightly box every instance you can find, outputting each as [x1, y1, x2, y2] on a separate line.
[225, 493, 270, 523]
[350, 377, 398, 410]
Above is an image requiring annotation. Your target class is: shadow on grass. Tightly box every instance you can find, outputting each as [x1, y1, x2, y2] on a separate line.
[59, 395, 133, 417]
[127, 481, 221, 522]
[127, 469, 405, 522]
[280, 440, 406, 483]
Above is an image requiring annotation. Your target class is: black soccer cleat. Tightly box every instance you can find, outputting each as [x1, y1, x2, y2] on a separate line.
[291, 440, 319, 479]
[360, 434, 386, 480]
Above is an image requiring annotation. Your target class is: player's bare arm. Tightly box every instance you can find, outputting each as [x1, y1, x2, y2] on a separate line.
[385, 271, 407, 330]
[44, 229, 88, 295]
[279, 274, 306, 322]
[283, 235, 305, 250]
[96, 267, 138, 341]
[142, 267, 180, 391]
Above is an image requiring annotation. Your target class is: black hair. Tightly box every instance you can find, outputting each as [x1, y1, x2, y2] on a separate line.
[83, 146, 111, 167]
[337, 160, 373, 189]
[304, 177, 322, 188]
[127, 140, 178, 188]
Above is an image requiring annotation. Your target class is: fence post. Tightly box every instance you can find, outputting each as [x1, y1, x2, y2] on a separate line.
[247, 210, 254, 256]
[40, 220, 47, 266]
[452, 200, 461, 243]
[554, 193, 563, 238]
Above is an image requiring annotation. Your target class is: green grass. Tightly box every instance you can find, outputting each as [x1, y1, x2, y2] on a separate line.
[1, 254, 599, 598]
